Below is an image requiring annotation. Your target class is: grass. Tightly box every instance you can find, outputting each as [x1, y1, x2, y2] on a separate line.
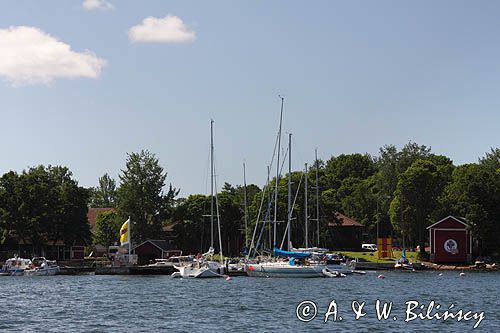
[338, 250, 420, 263]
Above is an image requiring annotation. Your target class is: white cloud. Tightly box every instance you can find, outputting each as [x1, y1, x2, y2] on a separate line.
[128, 15, 196, 43]
[0, 26, 107, 86]
[82, 0, 114, 11]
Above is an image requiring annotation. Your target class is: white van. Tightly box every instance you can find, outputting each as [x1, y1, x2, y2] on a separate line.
[362, 244, 377, 252]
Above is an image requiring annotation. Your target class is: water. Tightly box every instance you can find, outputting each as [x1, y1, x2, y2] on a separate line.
[0, 271, 498, 332]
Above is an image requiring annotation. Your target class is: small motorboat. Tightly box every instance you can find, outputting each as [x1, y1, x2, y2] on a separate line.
[172, 260, 224, 278]
[322, 268, 346, 278]
[24, 257, 60, 276]
[325, 253, 357, 275]
[394, 250, 414, 271]
[0, 256, 32, 276]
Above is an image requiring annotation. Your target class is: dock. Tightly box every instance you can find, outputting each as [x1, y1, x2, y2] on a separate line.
[95, 265, 175, 275]
[354, 262, 424, 270]
[58, 266, 95, 275]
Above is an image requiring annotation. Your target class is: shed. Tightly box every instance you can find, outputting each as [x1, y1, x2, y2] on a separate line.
[132, 240, 181, 265]
[326, 212, 363, 251]
[427, 216, 472, 263]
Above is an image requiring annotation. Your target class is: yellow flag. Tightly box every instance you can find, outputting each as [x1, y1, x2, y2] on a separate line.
[120, 218, 130, 246]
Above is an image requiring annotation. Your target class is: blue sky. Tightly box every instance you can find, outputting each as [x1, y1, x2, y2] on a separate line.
[0, 1, 499, 196]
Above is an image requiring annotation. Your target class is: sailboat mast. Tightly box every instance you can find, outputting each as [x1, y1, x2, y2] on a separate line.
[274, 96, 284, 247]
[304, 163, 309, 248]
[210, 119, 214, 248]
[267, 165, 271, 250]
[287, 133, 292, 251]
[214, 174, 223, 263]
[243, 162, 248, 249]
[315, 148, 320, 247]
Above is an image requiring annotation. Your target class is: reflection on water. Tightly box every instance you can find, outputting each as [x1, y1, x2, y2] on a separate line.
[0, 271, 498, 332]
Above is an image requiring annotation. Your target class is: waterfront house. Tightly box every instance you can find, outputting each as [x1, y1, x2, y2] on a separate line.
[326, 212, 363, 251]
[427, 216, 472, 263]
[132, 240, 181, 265]
[0, 234, 86, 261]
[87, 207, 117, 232]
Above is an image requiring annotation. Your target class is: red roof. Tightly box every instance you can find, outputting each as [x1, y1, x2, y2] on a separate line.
[328, 212, 363, 227]
[87, 207, 116, 230]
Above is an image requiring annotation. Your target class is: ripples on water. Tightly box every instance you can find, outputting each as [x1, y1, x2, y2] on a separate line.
[0, 271, 498, 332]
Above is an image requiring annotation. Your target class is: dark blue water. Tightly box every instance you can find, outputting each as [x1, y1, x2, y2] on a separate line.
[0, 271, 498, 332]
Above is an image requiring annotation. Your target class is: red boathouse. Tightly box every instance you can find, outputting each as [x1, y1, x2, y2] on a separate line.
[427, 216, 472, 263]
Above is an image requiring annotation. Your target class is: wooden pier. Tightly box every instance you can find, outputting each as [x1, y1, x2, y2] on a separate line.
[95, 265, 175, 275]
[354, 262, 424, 270]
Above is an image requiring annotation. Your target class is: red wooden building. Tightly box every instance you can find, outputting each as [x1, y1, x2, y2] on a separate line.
[326, 212, 363, 251]
[427, 216, 472, 263]
[132, 240, 181, 265]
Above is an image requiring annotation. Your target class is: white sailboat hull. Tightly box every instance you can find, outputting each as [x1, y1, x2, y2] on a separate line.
[246, 263, 325, 278]
[24, 266, 59, 276]
[172, 261, 223, 278]
[0, 269, 26, 276]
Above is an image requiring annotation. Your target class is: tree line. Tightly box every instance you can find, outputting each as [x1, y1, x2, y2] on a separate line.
[1, 144, 499, 258]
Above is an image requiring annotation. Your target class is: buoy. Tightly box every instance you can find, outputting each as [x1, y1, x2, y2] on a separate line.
[225, 276, 232, 281]
[377, 274, 385, 279]
[459, 272, 465, 277]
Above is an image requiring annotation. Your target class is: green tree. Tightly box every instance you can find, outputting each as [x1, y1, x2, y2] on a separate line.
[93, 210, 122, 247]
[0, 166, 91, 254]
[376, 143, 445, 241]
[89, 173, 118, 208]
[118, 150, 178, 243]
[375, 142, 433, 200]
[0, 171, 22, 245]
[338, 176, 378, 236]
[233, 183, 260, 247]
[173, 194, 211, 254]
[479, 147, 500, 172]
[441, 164, 500, 254]
[323, 153, 376, 190]
[390, 159, 450, 253]
[216, 183, 245, 256]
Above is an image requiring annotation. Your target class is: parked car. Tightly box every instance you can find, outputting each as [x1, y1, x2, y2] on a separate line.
[362, 244, 377, 252]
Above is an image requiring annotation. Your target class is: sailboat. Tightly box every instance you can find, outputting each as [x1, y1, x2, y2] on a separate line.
[246, 247, 326, 278]
[246, 102, 328, 277]
[296, 152, 357, 275]
[172, 120, 224, 278]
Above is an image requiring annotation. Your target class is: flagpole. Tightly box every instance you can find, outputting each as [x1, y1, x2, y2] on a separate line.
[128, 216, 131, 259]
